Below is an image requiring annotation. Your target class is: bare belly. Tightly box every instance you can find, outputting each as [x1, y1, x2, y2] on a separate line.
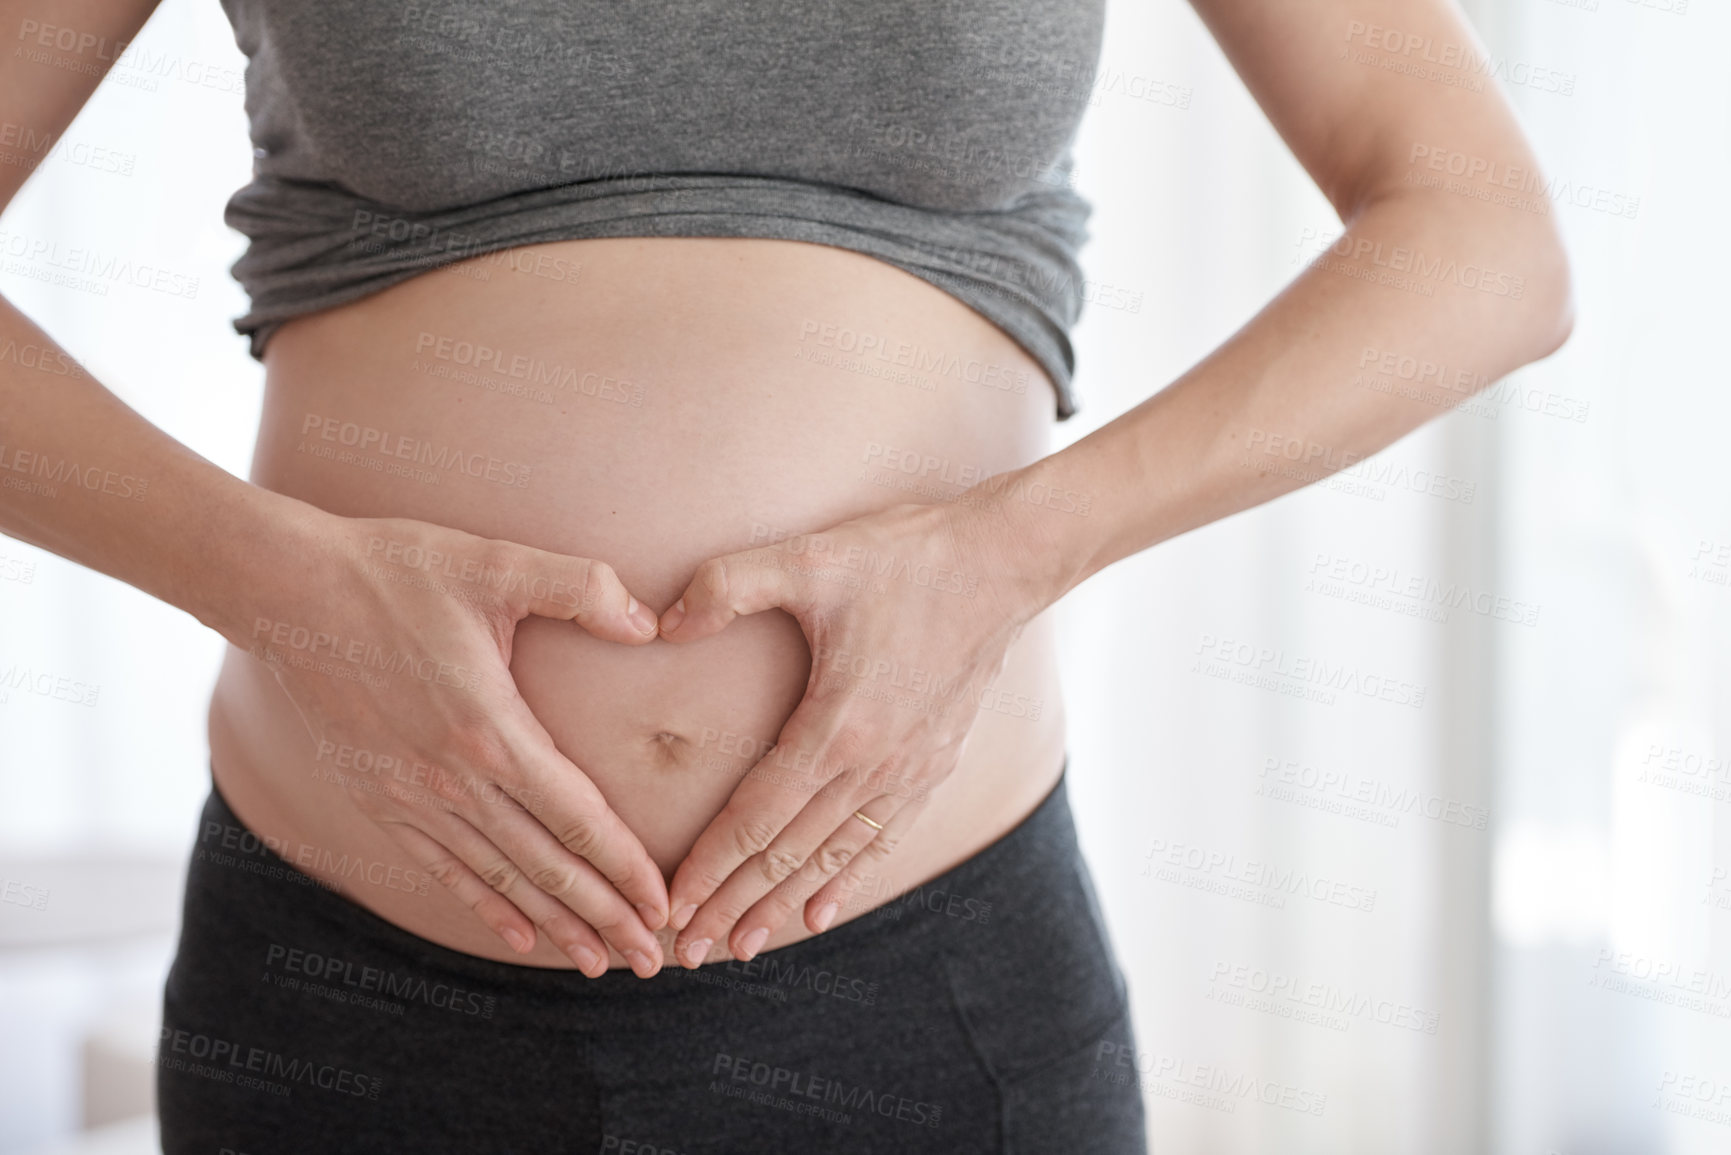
[207, 236, 1069, 969]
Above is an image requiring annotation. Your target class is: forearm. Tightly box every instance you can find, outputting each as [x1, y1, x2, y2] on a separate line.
[981, 188, 1573, 612]
[0, 295, 330, 643]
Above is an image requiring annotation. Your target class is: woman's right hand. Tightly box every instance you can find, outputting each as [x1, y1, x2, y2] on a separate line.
[227, 508, 669, 977]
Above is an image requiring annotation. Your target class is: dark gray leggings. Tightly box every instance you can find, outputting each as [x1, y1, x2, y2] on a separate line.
[158, 768, 1147, 1153]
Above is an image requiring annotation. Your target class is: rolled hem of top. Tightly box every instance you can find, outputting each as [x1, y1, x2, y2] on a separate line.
[229, 231, 1080, 422]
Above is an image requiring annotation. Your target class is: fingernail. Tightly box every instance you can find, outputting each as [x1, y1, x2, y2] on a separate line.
[671, 903, 697, 930]
[637, 902, 667, 930]
[573, 945, 602, 975]
[738, 927, 770, 960]
[628, 596, 658, 636]
[812, 902, 840, 933]
[504, 927, 533, 953]
[660, 598, 686, 635]
[684, 938, 712, 968]
[626, 949, 656, 977]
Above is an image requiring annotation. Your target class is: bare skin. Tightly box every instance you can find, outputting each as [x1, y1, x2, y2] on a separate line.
[0, 0, 1571, 978]
[211, 234, 1069, 974]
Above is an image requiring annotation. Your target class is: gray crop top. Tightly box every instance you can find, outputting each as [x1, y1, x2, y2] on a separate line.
[216, 1, 1107, 419]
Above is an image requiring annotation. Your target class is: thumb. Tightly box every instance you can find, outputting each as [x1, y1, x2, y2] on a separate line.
[506, 548, 660, 643]
[659, 551, 802, 643]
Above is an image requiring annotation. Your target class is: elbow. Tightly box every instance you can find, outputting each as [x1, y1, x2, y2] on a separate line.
[1518, 222, 1576, 364]
[1363, 184, 1578, 369]
[1379, 181, 1579, 367]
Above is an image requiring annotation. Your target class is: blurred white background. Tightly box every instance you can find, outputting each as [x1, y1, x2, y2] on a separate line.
[0, 0, 1725, 1152]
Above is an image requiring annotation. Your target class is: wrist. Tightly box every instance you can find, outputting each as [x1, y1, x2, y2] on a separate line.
[950, 459, 1096, 622]
[191, 482, 344, 648]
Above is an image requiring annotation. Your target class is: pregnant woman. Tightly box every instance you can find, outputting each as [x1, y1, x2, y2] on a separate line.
[1, 0, 1570, 1150]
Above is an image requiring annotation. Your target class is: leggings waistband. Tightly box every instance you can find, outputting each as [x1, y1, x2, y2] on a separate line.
[188, 759, 1082, 1000]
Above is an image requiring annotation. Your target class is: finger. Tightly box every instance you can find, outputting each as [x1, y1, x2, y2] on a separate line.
[448, 796, 666, 977]
[465, 738, 669, 975]
[671, 761, 900, 964]
[658, 550, 803, 643]
[675, 794, 899, 969]
[503, 545, 661, 643]
[804, 793, 931, 929]
[664, 701, 851, 928]
[374, 818, 539, 957]
[415, 809, 615, 976]
[501, 697, 672, 926]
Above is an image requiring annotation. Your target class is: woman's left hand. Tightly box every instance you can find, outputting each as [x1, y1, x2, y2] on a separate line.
[655, 496, 1050, 969]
